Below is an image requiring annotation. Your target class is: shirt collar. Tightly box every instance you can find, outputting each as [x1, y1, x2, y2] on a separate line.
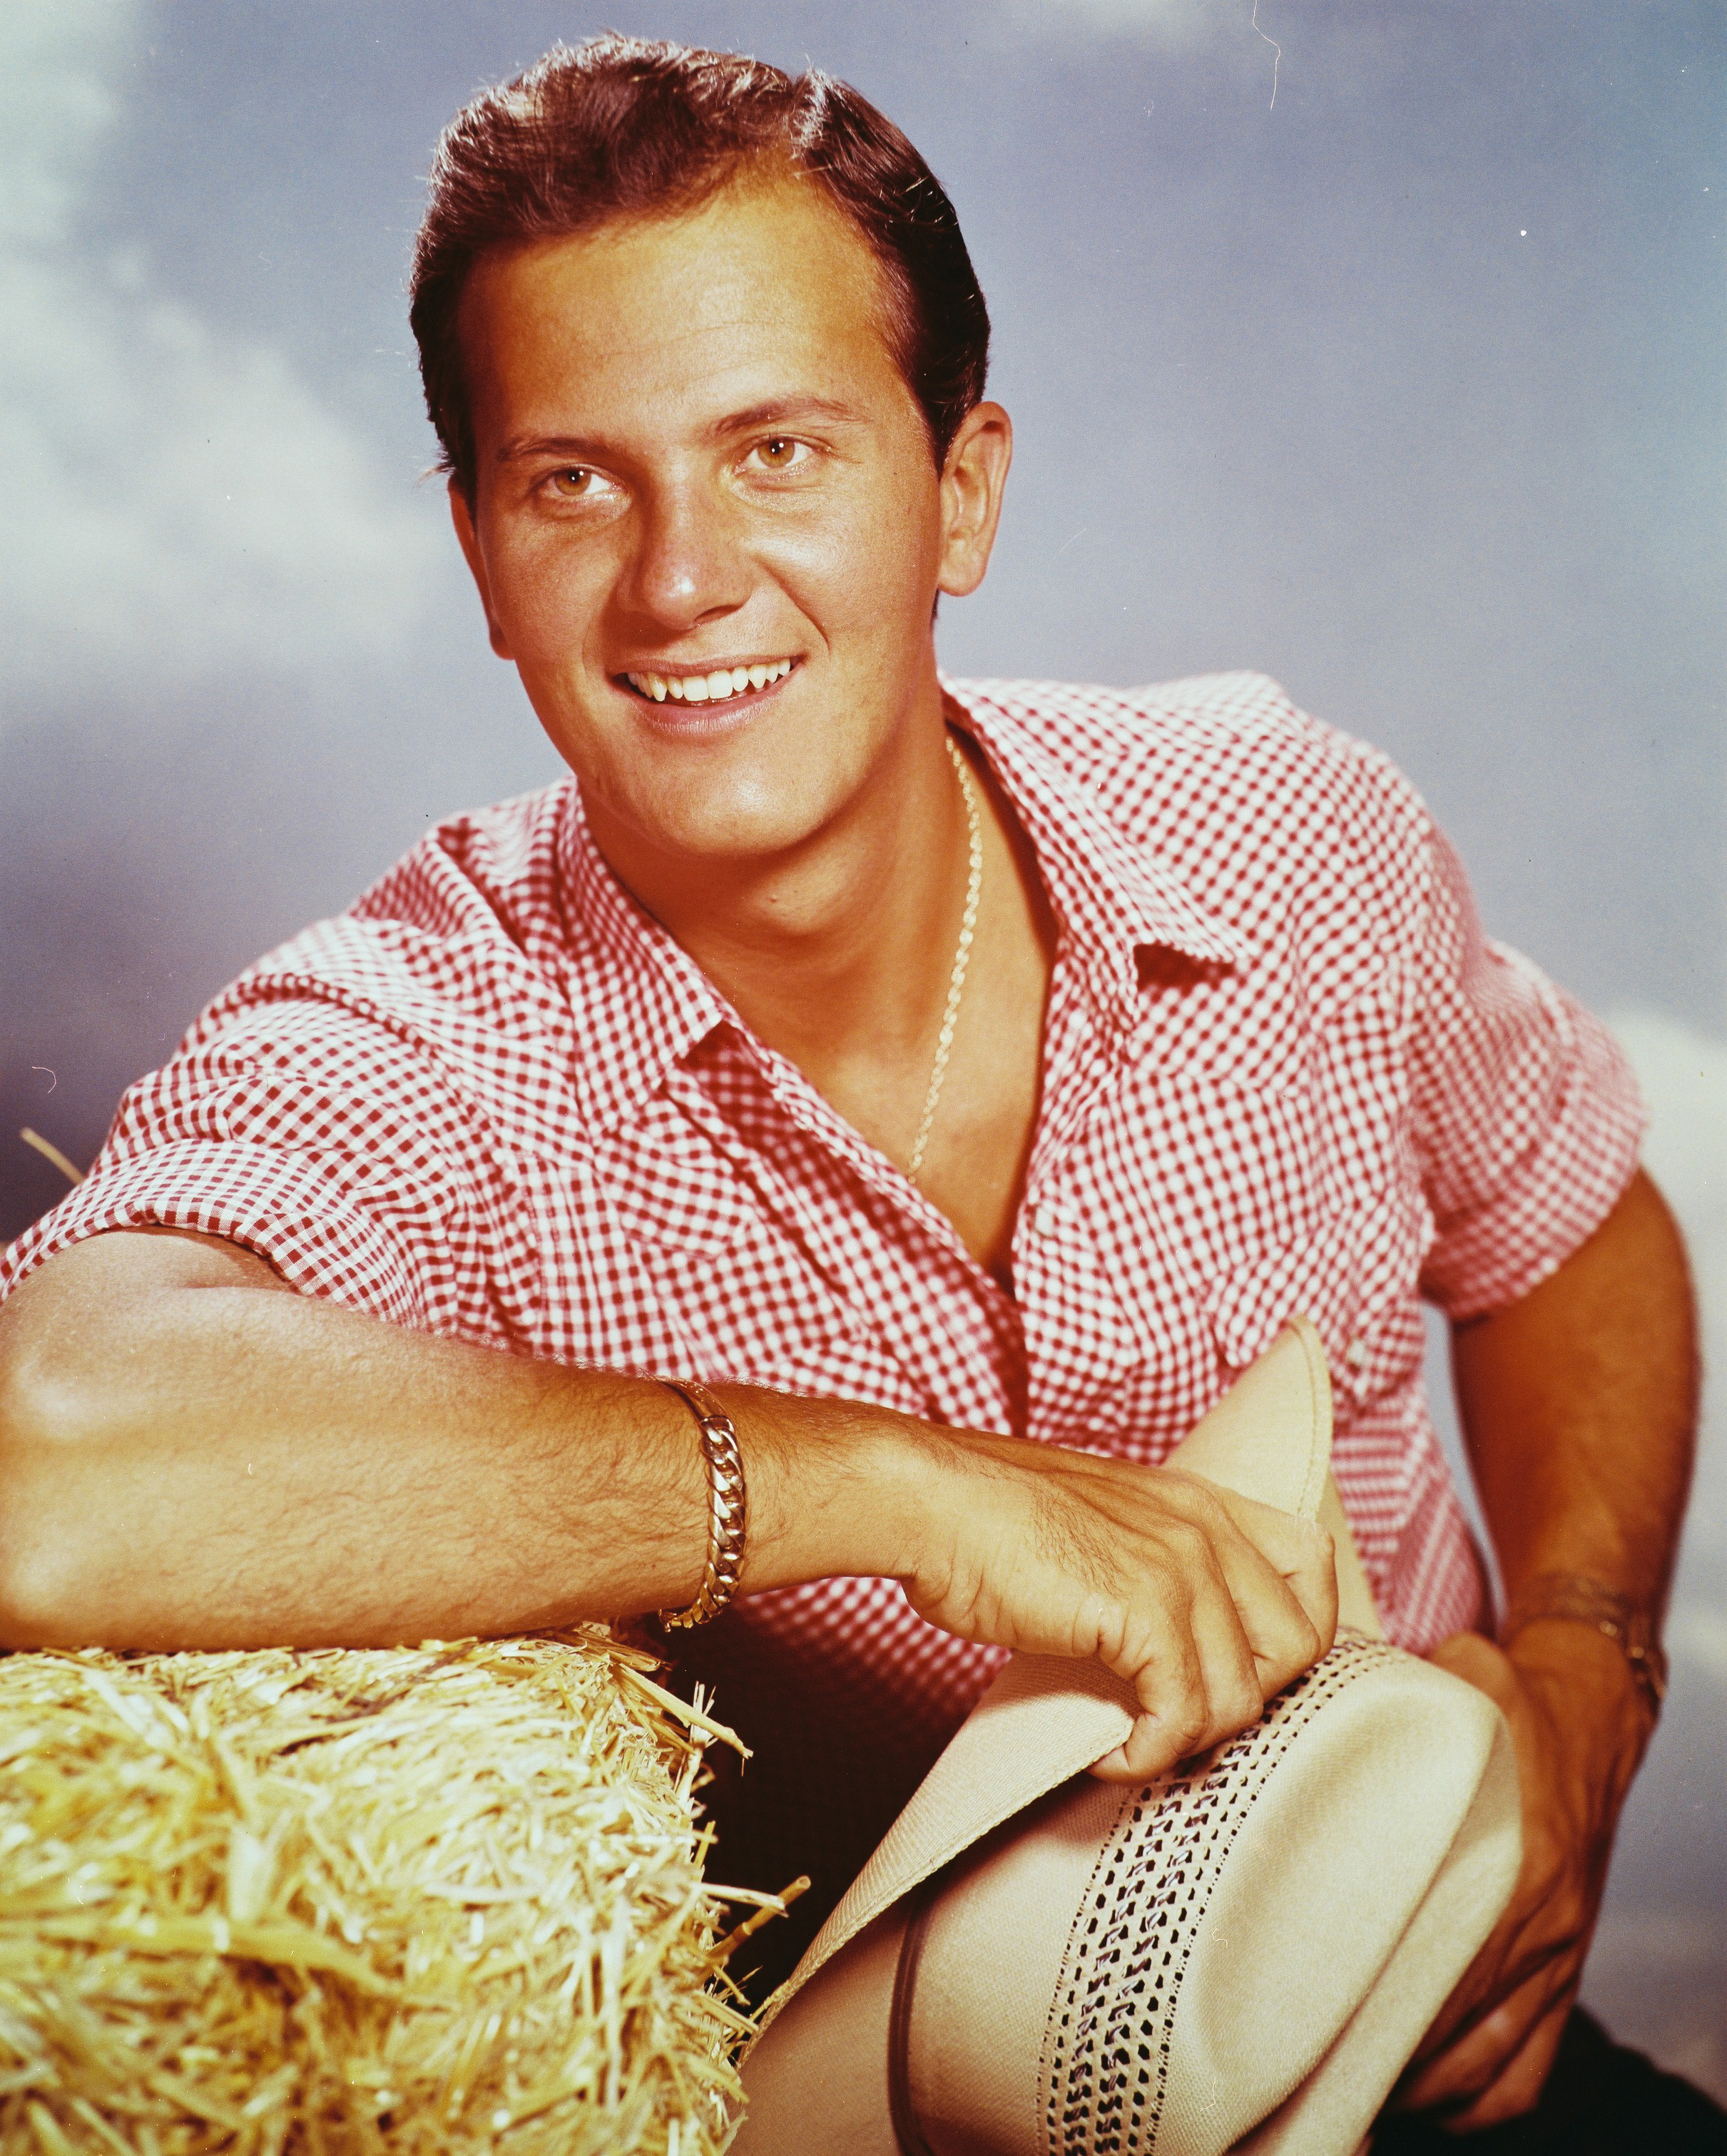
[942, 678, 1249, 998]
[551, 685, 1248, 1131]
[553, 783, 735, 1134]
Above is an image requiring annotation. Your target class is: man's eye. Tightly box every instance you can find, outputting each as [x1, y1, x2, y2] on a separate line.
[748, 437, 810, 473]
[546, 467, 608, 499]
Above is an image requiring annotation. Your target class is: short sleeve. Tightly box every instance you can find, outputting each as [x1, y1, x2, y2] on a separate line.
[0, 996, 489, 1334]
[1411, 824, 1645, 1319]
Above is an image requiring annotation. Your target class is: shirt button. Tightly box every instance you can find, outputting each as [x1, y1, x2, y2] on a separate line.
[1343, 1338, 1370, 1371]
[1026, 1200, 1059, 1237]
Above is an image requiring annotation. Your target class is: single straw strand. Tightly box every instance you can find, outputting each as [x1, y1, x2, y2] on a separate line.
[20, 1127, 84, 1185]
[714, 1876, 811, 1962]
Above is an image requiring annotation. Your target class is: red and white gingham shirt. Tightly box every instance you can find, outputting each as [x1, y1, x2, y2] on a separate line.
[2, 672, 1642, 1727]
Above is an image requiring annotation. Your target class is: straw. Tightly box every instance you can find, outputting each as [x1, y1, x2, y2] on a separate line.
[16, 1129, 83, 1187]
[0, 1628, 771, 2152]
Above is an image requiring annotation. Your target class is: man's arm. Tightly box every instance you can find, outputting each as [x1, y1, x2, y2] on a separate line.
[1399, 1166, 1698, 2126]
[0, 1224, 1334, 1786]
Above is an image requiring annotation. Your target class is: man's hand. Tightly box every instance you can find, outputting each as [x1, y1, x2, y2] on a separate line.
[1393, 1623, 1654, 2128]
[897, 1436, 1338, 1784]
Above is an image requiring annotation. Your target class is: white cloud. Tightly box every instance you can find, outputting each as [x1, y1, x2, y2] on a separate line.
[1609, 1008, 1727, 1682]
[0, 1, 118, 247]
[0, 0, 442, 700]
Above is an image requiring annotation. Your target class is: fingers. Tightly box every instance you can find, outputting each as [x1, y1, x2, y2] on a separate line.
[1091, 1627, 1208, 1786]
[1397, 1636, 1596, 2122]
[1453, 1996, 1574, 2131]
[1161, 1476, 1330, 1696]
[1091, 1552, 1263, 1783]
[1203, 1482, 1338, 1659]
[906, 1436, 1341, 1790]
[1397, 1963, 1574, 2121]
[1427, 1627, 1522, 1710]
[1089, 1511, 1328, 1784]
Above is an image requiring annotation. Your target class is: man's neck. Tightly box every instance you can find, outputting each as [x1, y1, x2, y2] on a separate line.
[586, 709, 971, 1094]
[582, 690, 1056, 1275]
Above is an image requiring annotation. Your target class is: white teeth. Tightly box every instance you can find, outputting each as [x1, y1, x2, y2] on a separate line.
[626, 658, 793, 704]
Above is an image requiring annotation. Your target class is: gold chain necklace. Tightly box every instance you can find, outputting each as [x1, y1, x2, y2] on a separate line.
[907, 733, 983, 1185]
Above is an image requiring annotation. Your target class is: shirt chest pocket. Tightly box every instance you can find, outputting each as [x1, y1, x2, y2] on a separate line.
[1206, 1196, 1432, 1411]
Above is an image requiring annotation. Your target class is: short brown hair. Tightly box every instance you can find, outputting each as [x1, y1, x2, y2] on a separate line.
[410, 36, 991, 496]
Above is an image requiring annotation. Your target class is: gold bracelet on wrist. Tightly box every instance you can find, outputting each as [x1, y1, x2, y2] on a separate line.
[1500, 1570, 1668, 1722]
[657, 1379, 748, 1631]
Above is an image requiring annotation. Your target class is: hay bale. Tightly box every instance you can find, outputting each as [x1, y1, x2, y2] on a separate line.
[0, 1630, 768, 2153]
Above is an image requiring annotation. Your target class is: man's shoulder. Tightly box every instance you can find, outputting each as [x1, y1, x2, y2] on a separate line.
[952, 669, 1432, 865]
[350, 779, 575, 945]
[954, 666, 1301, 740]
[953, 668, 1409, 790]
[951, 670, 1440, 956]
[193, 782, 579, 1048]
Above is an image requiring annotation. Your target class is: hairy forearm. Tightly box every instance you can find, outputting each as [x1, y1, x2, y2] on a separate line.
[0, 1229, 919, 1650]
[1452, 1169, 1698, 1618]
[0, 1227, 1340, 1784]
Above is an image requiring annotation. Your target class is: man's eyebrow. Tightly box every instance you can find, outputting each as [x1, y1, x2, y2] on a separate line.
[496, 432, 609, 466]
[714, 396, 863, 435]
[495, 397, 865, 466]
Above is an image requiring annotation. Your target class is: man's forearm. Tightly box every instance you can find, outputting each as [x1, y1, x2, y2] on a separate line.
[0, 1227, 919, 1650]
[0, 1226, 1340, 1785]
[1452, 1168, 1698, 1627]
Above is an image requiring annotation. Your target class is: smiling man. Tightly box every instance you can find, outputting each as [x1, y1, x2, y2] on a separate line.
[0, 36, 1701, 2144]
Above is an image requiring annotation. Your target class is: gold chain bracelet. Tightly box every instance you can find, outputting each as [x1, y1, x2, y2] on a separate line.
[657, 1379, 748, 1630]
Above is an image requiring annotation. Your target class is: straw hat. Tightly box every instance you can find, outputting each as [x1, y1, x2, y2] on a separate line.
[732, 1320, 1522, 2156]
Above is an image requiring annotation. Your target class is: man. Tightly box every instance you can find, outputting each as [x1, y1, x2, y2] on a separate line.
[0, 36, 1698, 2140]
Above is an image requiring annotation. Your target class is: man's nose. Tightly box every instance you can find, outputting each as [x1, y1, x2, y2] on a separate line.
[621, 483, 750, 633]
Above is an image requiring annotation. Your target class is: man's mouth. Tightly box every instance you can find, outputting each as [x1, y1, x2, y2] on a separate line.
[623, 658, 795, 705]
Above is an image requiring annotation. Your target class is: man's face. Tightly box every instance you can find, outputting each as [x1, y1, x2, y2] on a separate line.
[452, 175, 1002, 872]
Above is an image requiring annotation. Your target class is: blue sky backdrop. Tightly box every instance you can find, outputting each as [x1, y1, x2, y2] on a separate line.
[1, 0, 1722, 2090]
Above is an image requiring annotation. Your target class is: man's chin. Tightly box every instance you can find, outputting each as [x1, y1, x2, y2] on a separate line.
[579, 771, 847, 879]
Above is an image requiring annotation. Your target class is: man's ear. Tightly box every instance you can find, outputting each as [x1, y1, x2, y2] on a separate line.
[448, 481, 514, 660]
[935, 401, 1013, 601]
